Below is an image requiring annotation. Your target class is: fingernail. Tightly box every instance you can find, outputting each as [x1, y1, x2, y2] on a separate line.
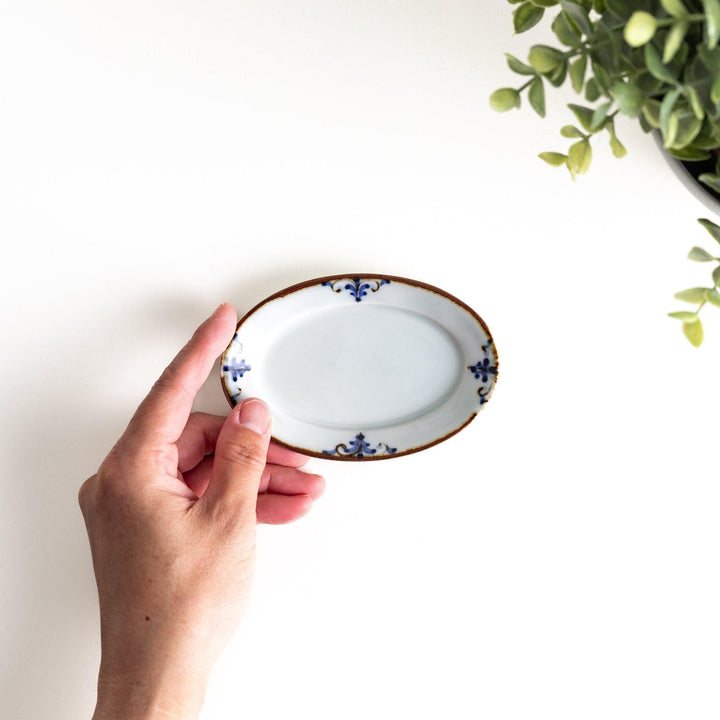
[237, 399, 271, 435]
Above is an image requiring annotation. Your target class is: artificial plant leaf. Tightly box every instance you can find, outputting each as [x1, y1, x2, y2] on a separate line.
[591, 62, 612, 94]
[667, 146, 712, 160]
[660, 0, 687, 16]
[624, 11, 658, 47]
[593, 0, 606, 11]
[609, 134, 628, 157]
[699, 173, 720, 193]
[659, 86, 682, 143]
[669, 310, 700, 320]
[642, 98, 662, 127]
[666, 111, 680, 147]
[663, 19, 688, 63]
[567, 138, 593, 174]
[685, 87, 705, 120]
[552, 10, 582, 46]
[506, 53, 536, 75]
[688, 246, 715, 261]
[683, 318, 704, 346]
[612, 80, 645, 115]
[530, 0, 560, 5]
[568, 103, 595, 131]
[703, 0, 720, 49]
[698, 218, 720, 244]
[561, 1, 592, 36]
[591, 101, 612, 130]
[636, 71, 664, 96]
[668, 107, 703, 149]
[713, 72, 720, 104]
[528, 77, 547, 116]
[538, 151, 568, 166]
[547, 60, 569, 87]
[569, 54, 587, 93]
[585, 77, 601, 101]
[606, 0, 653, 21]
[607, 121, 628, 157]
[528, 45, 565, 74]
[561, 124, 585, 138]
[644, 43, 678, 84]
[691, 119, 720, 149]
[697, 44, 720, 68]
[708, 286, 720, 305]
[697, 46, 720, 100]
[490, 88, 522, 111]
[674, 288, 709, 302]
[514, 2, 545, 33]
[592, 20, 622, 72]
[670, 41, 690, 71]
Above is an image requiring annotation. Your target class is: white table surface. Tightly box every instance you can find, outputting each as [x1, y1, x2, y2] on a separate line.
[2, 2, 720, 718]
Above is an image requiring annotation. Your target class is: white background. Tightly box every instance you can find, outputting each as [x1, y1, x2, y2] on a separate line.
[2, 1, 720, 718]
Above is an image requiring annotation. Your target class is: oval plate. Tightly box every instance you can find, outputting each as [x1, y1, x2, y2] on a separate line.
[221, 275, 498, 461]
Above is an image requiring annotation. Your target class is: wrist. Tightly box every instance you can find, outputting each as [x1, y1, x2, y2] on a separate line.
[93, 659, 208, 720]
[93, 605, 223, 719]
[93, 627, 212, 720]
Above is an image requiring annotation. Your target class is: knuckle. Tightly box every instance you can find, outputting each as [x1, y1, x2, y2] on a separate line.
[90, 460, 132, 508]
[96, 457, 124, 489]
[77, 475, 96, 513]
[78, 470, 124, 519]
[98, 441, 127, 474]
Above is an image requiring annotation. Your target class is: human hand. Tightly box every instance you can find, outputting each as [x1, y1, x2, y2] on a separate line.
[78, 303, 324, 720]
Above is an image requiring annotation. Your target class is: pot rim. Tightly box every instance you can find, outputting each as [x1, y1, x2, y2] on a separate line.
[652, 130, 720, 218]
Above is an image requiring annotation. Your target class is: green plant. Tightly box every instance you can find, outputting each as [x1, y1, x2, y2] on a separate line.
[670, 217, 720, 345]
[490, 0, 720, 189]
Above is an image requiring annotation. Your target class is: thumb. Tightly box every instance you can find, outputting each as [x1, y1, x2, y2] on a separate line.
[203, 398, 272, 519]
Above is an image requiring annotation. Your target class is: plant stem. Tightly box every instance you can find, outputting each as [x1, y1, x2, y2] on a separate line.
[518, 78, 535, 92]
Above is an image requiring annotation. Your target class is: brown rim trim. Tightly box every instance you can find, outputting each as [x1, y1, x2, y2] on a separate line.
[221, 273, 498, 461]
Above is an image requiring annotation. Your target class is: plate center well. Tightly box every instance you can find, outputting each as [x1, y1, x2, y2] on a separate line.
[261, 305, 463, 429]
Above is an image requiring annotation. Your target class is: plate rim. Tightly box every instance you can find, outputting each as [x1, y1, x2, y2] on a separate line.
[221, 273, 498, 461]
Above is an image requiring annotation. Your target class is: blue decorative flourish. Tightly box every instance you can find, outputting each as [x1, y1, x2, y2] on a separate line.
[222, 341, 252, 383]
[322, 277, 391, 302]
[322, 432, 398, 458]
[468, 340, 498, 405]
[468, 359, 495, 383]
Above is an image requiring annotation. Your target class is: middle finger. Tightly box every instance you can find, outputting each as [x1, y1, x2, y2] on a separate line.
[177, 411, 310, 472]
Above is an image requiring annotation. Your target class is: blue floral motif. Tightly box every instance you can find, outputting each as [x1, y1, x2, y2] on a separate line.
[322, 277, 391, 302]
[223, 352, 252, 383]
[468, 358, 496, 383]
[323, 432, 398, 458]
[468, 340, 498, 405]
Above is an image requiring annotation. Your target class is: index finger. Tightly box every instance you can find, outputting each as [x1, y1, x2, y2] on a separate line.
[125, 303, 238, 450]
[176, 413, 310, 472]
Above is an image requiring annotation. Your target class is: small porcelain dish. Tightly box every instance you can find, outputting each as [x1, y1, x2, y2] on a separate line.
[221, 275, 498, 460]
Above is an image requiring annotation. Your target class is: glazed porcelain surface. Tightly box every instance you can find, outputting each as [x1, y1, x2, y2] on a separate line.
[221, 275, 498, 460]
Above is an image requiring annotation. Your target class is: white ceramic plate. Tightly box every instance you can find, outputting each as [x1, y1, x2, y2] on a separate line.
[221, 275, 498, 460]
